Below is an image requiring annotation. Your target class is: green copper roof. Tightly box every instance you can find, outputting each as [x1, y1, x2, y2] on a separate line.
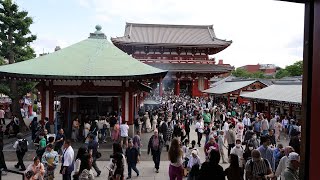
[0, 26, 167, 80]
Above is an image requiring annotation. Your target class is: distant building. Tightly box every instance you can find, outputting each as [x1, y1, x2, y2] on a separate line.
[239, 64, 277, 76]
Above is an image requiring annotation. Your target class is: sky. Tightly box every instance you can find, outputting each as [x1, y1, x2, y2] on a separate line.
[15, 0, 305, 68]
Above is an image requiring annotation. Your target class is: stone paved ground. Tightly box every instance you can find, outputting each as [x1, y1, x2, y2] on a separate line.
[2, 123, 289, 179]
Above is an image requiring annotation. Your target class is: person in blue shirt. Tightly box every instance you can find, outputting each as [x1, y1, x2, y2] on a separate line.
[257, 136, 275, 171]
[273, 143, 284, 170]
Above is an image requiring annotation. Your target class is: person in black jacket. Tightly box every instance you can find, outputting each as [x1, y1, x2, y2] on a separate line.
[199, 150, 225, 180]
[0, 125, 8, 172]
[125, 139, 140, 178]
[147, 130, 164, 173]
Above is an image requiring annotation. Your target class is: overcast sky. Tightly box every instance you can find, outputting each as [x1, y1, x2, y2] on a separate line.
[15, 0, 304, 68]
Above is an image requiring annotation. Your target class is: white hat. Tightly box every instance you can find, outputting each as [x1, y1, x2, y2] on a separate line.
[288, 152, 300, 162]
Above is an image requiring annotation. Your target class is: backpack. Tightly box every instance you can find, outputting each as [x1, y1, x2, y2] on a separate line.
[18, 139, 28, 153]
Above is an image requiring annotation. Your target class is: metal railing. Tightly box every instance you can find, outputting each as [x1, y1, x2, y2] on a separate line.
[0, 169, 24, 180]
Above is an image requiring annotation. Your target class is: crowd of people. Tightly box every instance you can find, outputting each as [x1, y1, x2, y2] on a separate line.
[0, 93, 302, 180]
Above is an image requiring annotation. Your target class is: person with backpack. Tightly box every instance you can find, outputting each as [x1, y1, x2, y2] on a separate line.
[0, 125, 8, 173]
[13, 133, 29, 171]
[245, 150, 273, 180]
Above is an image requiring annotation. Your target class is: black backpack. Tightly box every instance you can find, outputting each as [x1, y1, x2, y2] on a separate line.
[18, 139, 28, 153]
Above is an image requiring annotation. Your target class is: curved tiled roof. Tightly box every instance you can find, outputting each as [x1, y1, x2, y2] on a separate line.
[203, 80, 263, 95]
[111, 23, 232, 48]
[240, 84, 302, 104]
[0, 27, 167, 80]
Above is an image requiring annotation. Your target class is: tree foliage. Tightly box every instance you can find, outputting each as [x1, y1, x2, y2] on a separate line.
[0, 0, 37, 130]
[275, 69, 290, 79]
[232, 68, 266, 79]
[285, 60, 303, 77]
[275, 60, 303, 79]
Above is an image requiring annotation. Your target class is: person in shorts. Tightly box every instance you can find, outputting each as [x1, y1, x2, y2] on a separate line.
[120, 121, 129, 149]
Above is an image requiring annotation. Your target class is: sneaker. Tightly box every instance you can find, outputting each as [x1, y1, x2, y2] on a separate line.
[156, 169, 159, 173]
[126, 177, 131, 179]
[14, 165, 19, 169]
[97, 171, 101, 177]
[137, 173, 139, 177]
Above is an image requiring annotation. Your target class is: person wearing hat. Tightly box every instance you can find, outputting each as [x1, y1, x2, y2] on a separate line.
[41, 144, 59, 180]
[13, 133, 29, 171]
[283, 152, 300, 180]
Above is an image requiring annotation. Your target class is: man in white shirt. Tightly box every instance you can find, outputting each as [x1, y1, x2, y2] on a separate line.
[61, 140, 74, 180]
[195, 119, 204, 147]
[242, 113, 251, 129]
[120, 120, 129, 149]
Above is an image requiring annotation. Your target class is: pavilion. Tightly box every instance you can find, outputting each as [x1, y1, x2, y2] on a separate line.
[0, 25, 167, 136]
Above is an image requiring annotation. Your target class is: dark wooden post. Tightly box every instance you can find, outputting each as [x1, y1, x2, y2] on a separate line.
[301, 0, 320, 179]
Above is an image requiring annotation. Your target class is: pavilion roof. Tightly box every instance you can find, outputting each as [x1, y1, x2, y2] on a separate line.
[0, 26, 167, 81]
[111, 22, 232, 50]
[203, 80, 265, 95]
[240, 83, 302, 104]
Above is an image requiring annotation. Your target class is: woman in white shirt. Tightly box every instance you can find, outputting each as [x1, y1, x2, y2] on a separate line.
[83, 121, 91, 139]
[73, 146, 88, 179]
[168, 138, 183, 180]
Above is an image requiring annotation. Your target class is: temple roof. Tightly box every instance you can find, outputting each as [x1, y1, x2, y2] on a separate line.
[203, 80, 265, 95]
[146, 63, 233, 73]
[0, 26, 167, 80]
[111, 22, 232, 50]
[240, 83, 302, 104]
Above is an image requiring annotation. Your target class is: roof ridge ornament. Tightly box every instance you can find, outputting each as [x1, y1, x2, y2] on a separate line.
[89, 25, 107, 39]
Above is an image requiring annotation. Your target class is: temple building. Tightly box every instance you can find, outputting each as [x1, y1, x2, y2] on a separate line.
[0, 25, 167, 136]
[112, 23, 233, 97]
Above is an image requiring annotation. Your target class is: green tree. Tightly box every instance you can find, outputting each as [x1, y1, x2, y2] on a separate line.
[0, 0, 37, 131]
[275, 69, 290, 79]
[251, 71, 265, 79]
[232, 68, 251, 78]
[285, 60, 303, 76]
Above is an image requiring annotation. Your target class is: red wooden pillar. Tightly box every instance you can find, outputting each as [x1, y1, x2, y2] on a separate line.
[175, 79, 180, 95]
[267, 103, 271, 120]
[251, 100, 254, 112]
[48, 88, 54, 124]
[159, 78, 163, 97]
[121, 82, 126, 122]
[40, 83, 46, 120]
[128, 92, 133, 125]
